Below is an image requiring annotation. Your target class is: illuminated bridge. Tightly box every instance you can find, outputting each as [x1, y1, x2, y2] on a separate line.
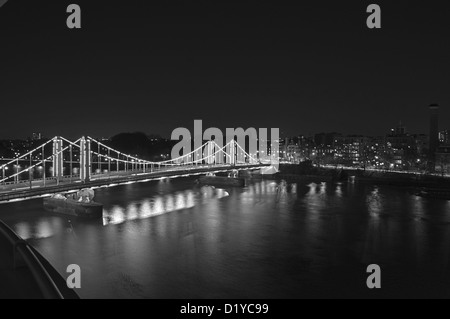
[0, 136, 276, 203]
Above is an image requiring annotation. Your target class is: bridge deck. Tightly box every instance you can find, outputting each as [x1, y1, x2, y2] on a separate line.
[0, 164, 268, 203]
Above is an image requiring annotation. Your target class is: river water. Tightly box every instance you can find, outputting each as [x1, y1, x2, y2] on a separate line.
[1, 177, 450, 298]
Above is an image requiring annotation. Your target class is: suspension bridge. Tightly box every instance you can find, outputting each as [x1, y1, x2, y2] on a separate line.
[0, 136, 276, 203]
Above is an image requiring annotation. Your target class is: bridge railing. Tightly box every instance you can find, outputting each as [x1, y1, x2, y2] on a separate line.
[0, 220, 65, 299]
[1, 176, 58, 186]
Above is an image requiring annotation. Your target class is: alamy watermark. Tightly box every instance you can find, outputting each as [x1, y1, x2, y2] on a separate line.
[66, 264, 81, 289]
[1, 3, 381, 30]
[366, 264, 381, 289]
[171, 120, 279, 172]
[66, 4, 81, 29]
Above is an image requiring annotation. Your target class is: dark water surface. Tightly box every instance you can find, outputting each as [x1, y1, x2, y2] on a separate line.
[1, 177, 450, 298]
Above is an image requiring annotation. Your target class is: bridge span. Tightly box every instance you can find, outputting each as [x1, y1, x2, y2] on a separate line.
[0, 163, 269, 203]
[0, 135, 278, 203]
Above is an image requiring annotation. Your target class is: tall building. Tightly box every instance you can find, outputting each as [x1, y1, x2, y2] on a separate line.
[32, 132, 42, 141]
[429, 104, 439, 169]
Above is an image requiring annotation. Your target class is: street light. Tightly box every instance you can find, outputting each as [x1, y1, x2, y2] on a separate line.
[1, 166, 8, 184]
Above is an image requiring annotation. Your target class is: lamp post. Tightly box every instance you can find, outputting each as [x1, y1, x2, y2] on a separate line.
[42, 145, 46, 187]
[15, 159, 19, 184]
[108, 149, 111, 178]
[2, 166, 6, 185]
[29, 155, 32, 190]
[98, 143, 101, 174]
[70, 145, 73, 183]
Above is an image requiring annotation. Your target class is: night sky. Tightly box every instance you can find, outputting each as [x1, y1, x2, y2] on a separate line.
[1, 1, 449, 139]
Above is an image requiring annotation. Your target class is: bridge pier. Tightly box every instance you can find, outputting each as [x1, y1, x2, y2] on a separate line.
[80, 137, 92, 183]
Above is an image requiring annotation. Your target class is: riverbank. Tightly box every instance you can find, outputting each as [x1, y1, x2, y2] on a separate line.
[276, 163, 450, 189]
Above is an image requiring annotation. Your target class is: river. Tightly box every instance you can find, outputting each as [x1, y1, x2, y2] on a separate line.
[1, 177, 450, 298]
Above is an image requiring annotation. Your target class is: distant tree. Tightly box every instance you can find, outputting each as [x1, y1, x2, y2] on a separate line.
[108, 132, 176, 161]
[109, 132, 149, 156]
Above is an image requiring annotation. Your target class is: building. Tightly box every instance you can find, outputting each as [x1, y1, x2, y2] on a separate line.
[436, 129, 450, 174]
[314, 132, 341, 148]
[439, 130, 449, 145]
[412, 134, 428, 155]
[32, 132, 42, 141]
[282, 136, 312, 163]
[285, 143, 302, 163]
[436, 145, 450, 175]
[386, 122, 415, 151]
[429, 104, 439, 163]
[334, 135, 368, 165]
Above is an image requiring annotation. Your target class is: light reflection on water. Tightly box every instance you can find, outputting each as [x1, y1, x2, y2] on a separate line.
[103, 185, 229, 225]
[1, 177, 450, 298]
[14, 217, 63, 240]
[367, 187, 383, 218]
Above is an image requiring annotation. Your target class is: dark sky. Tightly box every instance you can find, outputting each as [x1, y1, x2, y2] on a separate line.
[1, 0, 449, 139]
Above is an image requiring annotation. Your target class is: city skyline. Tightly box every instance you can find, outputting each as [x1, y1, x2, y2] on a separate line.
[1, 1, 450, 139]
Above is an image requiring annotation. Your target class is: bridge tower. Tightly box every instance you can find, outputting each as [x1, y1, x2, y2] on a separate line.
[80, 137, 92, 183]
[226, 140, 236, 165]
[205, 141, 215, 164]
[52, 137, 64, 183]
